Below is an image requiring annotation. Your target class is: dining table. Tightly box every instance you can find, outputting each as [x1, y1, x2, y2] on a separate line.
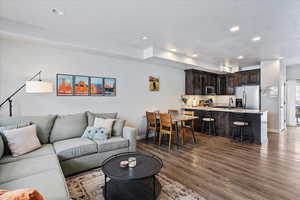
[156, 113, 199, 149]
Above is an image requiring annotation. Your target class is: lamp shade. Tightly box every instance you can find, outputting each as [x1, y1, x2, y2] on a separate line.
[26, 81, 53, 93]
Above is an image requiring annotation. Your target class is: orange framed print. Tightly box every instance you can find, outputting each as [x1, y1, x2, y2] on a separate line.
[57, 74, 74, 96]
[74, 75, 89, 96]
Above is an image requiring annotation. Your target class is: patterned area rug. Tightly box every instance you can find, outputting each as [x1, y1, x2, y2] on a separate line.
[66, 168, 206, 200]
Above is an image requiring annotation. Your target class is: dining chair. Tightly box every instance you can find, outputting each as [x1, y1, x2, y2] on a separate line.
[168, 109, 179, 115]
[159, 113, 176, 150]
[181, 111, 196, 144]
[146, 112, 160, 143]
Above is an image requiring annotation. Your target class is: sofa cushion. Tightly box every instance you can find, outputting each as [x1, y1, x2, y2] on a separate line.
[0, 155, 60, 184]
[112, 119, 126, 137]
[53, 138, 97, 161]
[87, 111, 118, 126]
[94, 137, 129, 153]
[0, 115, 57, 144]
[0, 169, 69, 200]
[50, 113, 87, 143]
[0, 144, 55, 164]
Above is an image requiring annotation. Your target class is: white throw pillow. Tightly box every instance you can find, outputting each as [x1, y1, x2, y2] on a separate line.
[94, 118, 115, 138]
[3, 124, 41, 157]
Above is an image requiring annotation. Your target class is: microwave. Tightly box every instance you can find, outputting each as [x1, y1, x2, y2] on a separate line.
[205, 86, 216, 95]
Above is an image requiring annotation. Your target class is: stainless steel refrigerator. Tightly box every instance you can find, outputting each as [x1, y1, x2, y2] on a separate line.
[235, 85, 260, 109]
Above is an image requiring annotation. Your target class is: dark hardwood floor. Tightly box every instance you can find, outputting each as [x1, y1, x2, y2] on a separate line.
[137, 127, 300, 200]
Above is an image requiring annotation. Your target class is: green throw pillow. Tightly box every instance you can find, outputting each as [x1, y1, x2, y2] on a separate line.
[82, 126, 108, 141]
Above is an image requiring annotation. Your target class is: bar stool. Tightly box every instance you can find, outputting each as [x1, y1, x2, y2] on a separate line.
[201, 111, 216, 136]
[231, 113, 250, 143]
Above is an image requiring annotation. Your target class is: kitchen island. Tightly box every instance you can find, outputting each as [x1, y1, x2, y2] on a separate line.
[183, 106, 268, 144]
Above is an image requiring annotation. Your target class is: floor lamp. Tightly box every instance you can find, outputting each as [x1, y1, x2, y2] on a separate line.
[0, 71, 53, 117]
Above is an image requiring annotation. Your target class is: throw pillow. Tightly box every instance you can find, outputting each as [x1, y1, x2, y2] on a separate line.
[87, 111, 118, 126]
[3, 124, 41, 157]
[0, 122, 32, 155]
[94, 118, 115, 138]
[0, 189, 44, 200]
[0, 115, 57, 144]
[112, 119, 126, 137]
[82, 126, 108, 141]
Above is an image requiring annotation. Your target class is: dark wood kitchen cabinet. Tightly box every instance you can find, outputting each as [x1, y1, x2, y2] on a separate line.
[226, 74, 237, 95]
[185, 69, 260, 95]
[247, 69, 260, 85]
[237, 69, 260, 86]
[216, 75, 227, 95]
[185, 69, 203, 95]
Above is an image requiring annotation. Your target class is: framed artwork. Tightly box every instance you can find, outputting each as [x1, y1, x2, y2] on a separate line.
[74, 75, 89, 96]
[149, 76, 159, 91]
[57, 74, 74, 96]
[104, 78, 116, 96]
[90, 77, 104, 96]
[56, 74, 116, 96]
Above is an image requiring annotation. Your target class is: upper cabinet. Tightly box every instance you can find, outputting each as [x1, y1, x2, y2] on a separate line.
[185, 69, 260, 95]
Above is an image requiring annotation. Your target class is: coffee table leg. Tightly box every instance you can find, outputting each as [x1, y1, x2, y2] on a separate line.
[153, 176, 156, 200]
[104, 174, 107, 200]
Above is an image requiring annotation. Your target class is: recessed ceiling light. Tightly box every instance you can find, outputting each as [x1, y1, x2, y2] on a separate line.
[192, 54, 198, 57]
[230, 26, 240, 32]
[142, 36, 148, 40]
[237, 56, 244, 59]
[170, 48, 177, 52]
[252, 36, 261, 42]
[51, 8, 64, 16]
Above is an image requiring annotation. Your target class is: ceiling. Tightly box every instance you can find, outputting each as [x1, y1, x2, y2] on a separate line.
[1, 0, 300, 67]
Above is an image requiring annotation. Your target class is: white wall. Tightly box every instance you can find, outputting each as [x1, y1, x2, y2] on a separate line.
[260, 60, 281, 133]
[0, 38, 185, 137]
[287, 64, 300, 80]
[286, 80, 297, 126]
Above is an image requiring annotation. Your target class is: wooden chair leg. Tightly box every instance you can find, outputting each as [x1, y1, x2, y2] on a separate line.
[169, 134, 172, 151]
[159, 133, 162, 146]
[146, 128, 149, 140]
[191, 127, 196, 144]
[181, 129, 185, 145]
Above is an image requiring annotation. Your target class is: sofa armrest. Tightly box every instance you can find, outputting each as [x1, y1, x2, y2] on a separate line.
[123, 126, 137, 152]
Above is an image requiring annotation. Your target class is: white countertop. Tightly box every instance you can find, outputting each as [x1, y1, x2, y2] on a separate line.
[183, 106, 267, 114]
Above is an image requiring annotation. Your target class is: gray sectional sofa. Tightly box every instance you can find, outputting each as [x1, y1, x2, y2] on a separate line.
[0, 111, 137, 200]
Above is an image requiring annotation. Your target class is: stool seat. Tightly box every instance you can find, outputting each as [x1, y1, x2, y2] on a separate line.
[233, 121, 248, 126]
[202, 118, 215, 122]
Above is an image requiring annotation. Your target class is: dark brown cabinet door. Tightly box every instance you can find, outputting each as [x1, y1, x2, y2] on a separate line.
[193, 71, 202, 95]
[226, 74, 236, 95]
[185, 70, 194, 95]
[248, 69, 260, 85]
[217, 75, 227, 95]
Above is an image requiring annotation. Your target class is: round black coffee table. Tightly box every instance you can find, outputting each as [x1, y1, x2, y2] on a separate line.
[102, 152, 163, 200]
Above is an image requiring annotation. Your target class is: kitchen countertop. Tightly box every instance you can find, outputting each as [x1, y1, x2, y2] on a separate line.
[183, 106, 267, 114]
